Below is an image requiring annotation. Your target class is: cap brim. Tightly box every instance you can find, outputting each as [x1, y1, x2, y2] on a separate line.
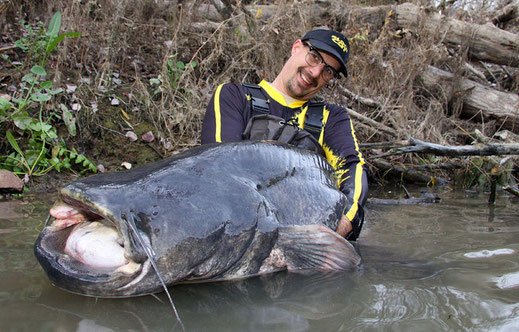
[306, 39, 348, 77]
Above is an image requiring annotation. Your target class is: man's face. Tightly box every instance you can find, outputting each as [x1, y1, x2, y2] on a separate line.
[282, 40, 341, 100]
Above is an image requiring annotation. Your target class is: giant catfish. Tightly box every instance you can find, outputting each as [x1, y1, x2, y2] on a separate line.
[34, 141, 361, 298]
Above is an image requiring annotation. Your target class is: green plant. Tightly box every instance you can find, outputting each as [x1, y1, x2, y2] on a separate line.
[13, 11, 81, 68]
[0, 12, 96, 179]
[166, 57, 197, 90]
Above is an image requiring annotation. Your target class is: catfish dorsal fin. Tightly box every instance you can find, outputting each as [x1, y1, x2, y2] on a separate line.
[278, 224, 361, 271]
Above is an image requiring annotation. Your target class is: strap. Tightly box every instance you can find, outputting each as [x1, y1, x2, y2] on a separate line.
[242, 83, 325, 140]
[243, 83, 270, 117]
[304, 102, 325, 141]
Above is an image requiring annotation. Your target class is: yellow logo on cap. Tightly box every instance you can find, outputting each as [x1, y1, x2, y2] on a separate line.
[331, 35, 348, 53]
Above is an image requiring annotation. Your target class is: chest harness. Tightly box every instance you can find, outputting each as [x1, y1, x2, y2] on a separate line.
[241, 83, 326, 156]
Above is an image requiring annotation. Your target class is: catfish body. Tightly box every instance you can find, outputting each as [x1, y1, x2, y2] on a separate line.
[34, 141, 360, 297]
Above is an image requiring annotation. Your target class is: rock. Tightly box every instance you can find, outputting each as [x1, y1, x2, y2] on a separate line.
[0, 170, 24, 193]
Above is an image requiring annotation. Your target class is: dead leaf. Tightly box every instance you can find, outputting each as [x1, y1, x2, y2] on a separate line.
[121, 108, 130, 120]
[141, 131, 155, 142]
[125, 131, 138, 141]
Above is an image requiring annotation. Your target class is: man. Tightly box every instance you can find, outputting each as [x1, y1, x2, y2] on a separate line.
[201, 29, 368, 241]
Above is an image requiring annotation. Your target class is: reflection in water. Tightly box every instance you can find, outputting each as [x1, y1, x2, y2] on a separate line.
[1, 189, 519, 331]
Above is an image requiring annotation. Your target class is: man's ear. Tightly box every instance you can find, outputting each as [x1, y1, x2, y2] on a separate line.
[291, 39, 304, 56]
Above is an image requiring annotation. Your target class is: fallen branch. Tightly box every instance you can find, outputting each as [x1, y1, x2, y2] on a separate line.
[376, 137, 519, 158]
[392, 3, 519, 67]
[345, 106, 398, 138]
[493, 2, 518, 26]
[417, 65, 519, 132]
[503, 184, 519, 197]
[370, 158, 449, 185]
[360, 140, 410, 149]
[368, 193, 441, 205]
[337, 86, 383, 109]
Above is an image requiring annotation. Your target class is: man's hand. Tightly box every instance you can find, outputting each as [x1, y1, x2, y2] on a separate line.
[336, 214, 352, 237]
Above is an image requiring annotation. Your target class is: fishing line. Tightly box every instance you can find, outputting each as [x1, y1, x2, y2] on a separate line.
[126, 213, 185, 332]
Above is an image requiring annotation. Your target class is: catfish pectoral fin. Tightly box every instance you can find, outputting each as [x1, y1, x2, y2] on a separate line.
[278, 225, 361, 271]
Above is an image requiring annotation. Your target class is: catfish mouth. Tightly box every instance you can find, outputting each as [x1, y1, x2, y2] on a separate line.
[34, 194, 149, 296]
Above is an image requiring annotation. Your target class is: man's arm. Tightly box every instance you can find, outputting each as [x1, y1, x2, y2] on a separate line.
[321, 105, 368, 240]
[201, 83, 248, 144]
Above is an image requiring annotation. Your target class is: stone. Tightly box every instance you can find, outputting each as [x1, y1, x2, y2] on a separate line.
[0, 170, 24, 193]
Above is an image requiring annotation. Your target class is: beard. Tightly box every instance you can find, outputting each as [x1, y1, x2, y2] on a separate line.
[285, 67, 319, 100]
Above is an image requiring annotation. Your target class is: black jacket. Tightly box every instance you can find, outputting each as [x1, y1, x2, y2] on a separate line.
[201, 80, 368, 239]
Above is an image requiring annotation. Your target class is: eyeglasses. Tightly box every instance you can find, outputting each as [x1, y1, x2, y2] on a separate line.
[302, 41, 340, 82]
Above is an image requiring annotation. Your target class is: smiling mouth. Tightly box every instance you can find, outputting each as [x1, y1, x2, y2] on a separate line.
[299, 69, 317, 88]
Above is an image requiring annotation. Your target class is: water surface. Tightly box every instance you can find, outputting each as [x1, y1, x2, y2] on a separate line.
[1, 188, 518, 331]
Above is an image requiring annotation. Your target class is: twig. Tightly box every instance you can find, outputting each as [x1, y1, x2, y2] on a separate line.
[338, 86, 382, 108]
[345, 107, 398, 138]
[503, 185, 519, 197]
[0, 45, 16, 52]
[360, 140, 410, 149]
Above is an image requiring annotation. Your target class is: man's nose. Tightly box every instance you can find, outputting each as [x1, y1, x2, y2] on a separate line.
[307, 63, 325, 79]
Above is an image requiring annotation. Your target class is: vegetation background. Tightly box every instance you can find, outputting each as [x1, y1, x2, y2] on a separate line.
[1, 0, 518, 192]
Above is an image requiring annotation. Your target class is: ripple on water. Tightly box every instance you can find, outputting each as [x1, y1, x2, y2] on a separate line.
[464, 248, 516, 258]
[494, 272, 519, 289]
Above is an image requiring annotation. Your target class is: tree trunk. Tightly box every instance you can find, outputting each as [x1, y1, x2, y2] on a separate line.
[417, 65, 519, 132]
[355, 2, 519, 67]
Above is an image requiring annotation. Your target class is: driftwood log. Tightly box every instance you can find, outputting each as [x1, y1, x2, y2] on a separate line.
[390, 3, 519, 67]
[417, 65, 519, 132]
[367, 137, 519, 186]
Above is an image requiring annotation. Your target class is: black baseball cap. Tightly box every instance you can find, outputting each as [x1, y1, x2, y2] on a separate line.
[301, 29, 350, 78]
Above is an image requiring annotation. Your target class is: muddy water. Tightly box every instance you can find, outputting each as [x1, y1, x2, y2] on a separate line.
[1, 188, 518, 331]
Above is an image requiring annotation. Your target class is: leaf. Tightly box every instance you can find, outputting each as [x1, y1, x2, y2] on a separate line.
[149, 78, 161, 85]
[89, 163, 98, 173]
[29, 122, 43, 132]
[31, 65, 47, 77]
[0, 98, 11, 113]
[53, 158, 61, 172]
[47, 127, 58, 139]
[63, 160, 72, 169]
[41, 123, 53, 132]
[40, 81, 52, 89]
[75, 154, 85, 164]
[31, 92, 51, 102]
[13, 116, 34, 130]
[47, 12, 62, 38]
[46, 31, 81, 54]
[48, 88, 63, 95]
[51, 146, 60, 158]
[6, 131, 25, 158]
[120, 108, 130, 120]
[62, 108, 77, 136]
[22, 73, 37, 84]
